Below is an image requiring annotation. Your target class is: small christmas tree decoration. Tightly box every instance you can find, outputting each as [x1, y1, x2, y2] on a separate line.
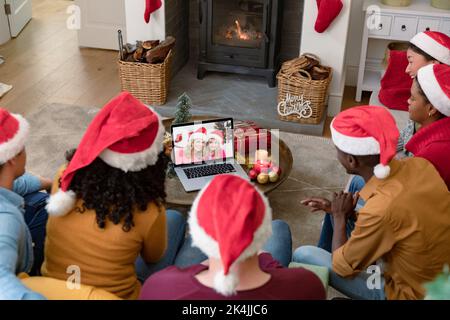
[173, 92, 193, 125]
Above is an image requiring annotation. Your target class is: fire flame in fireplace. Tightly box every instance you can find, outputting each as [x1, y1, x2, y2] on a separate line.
[235, 20, 251, 40]
[224, 19, 262, 42]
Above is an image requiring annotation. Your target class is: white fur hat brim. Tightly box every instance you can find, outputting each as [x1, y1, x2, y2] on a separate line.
[417, 65, 450, 117]
[0, 114, 29, 164]
[331, 119, 391, 179]
[189, 133, 207, 143]
[98, 107, 165, 172]
[410, 32, 450, 65]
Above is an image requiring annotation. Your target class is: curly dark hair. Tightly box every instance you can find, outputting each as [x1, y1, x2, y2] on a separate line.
[63, 149, 170, 232]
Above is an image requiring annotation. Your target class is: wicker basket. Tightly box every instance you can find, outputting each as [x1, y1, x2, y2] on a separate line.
[118, 50, 173, 105]
[277, 54, 332, 125]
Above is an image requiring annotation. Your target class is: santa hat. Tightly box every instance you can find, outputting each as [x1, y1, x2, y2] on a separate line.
[417, 64, 450, 117]
[410, 31, 450, 65]
[188, 175, 272, 296]
[207, 130, 224, 144]
[46, 92, 165, 216]
[330, 106, 399, 180]
[0, 108, 29, 165]
[188, 127, 207, 143]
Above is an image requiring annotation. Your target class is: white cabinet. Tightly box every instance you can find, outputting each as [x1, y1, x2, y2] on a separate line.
[418, 18, 441, 32]
[368, 15, 393, 37]
[391, 16, 418, 40]
[441, 20, 450, 34]
[356, 0, 450, 102]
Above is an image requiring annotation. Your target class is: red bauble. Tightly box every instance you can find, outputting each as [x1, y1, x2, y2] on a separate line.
[260, 166, 270, 174]
[253, 161, 262, 174]
[248, 169, 258, 181]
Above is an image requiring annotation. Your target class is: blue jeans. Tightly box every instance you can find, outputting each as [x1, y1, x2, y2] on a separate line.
[292, 246, 386, 300]
[136, 210, 188, 282]
[174, 219, 293, 268]
[23, 192, 49, 276]
[317, 175, 366, 252]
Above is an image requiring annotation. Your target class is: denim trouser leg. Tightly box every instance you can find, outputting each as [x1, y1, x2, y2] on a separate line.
[317, 214, 334, 253]
[292, 246, 386, 300]
[261, 220, 292, 267]
[135, 210, 187, 282]
[173, 235, 208, 268]
[317, 175, 366, 253]
[23, 192, 49, 276]
[174, 220, 293, 268]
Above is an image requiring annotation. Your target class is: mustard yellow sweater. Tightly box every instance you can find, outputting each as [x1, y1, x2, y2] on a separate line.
[41, 167, 167, 300]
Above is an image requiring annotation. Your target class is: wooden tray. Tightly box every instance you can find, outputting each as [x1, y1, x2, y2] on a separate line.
[163, 116, 293, 206]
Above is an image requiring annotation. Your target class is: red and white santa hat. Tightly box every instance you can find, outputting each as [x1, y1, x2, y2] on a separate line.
[0, 108, 29, 165]
[417, 64, 450, 117]
[207, 130, 224, 144]
[410, 31, 450, 65]
[46, 92, 165, 216]
[330, 106, 399, 179]
[188, 127, 207, 143]
[189, 174, 272, 296]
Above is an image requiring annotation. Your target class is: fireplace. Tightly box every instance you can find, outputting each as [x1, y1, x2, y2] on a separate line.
[197, 0, 283, 87]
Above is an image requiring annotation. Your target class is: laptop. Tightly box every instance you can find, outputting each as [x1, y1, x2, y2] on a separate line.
[171, 118, 248, 192]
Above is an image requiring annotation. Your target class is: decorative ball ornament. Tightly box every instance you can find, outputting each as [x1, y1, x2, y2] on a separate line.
[269, 171, 279, 183]
[248, 169, 258, 181]
[257, 173, 269, 185]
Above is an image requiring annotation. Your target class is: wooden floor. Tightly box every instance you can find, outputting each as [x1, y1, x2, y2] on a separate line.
[0, 0, 369, 137]
[0, 0, 121, 115]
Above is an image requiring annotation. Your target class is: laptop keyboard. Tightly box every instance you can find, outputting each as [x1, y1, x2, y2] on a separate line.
[184, 163, 236, 179]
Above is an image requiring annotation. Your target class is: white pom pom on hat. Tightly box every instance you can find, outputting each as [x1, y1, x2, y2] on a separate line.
[188, 174, 273, 296]
[330, 106, 400, 180]
[213, 270, 239, 297]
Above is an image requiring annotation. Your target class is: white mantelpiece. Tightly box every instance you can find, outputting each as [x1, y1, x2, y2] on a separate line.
[300, 0, 353, 116]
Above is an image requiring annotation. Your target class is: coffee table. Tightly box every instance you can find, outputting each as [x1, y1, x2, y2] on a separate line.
[163, 116, 293, 206]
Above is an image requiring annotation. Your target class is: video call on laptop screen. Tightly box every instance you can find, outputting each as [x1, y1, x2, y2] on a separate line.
[172, 119, 233, 166]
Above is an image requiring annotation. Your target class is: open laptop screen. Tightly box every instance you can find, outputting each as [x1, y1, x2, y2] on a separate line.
[171, 118, 234, 166]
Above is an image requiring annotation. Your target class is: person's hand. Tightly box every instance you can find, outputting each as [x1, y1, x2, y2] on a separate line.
[38, 176, 53, 193]
[331, 191, 358, 222]
[301, 197, 331, 213]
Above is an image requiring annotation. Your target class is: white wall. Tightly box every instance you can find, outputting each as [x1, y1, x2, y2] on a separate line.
[125, 0, 165, 44]
[300, 0, 353, 116]
[0, 9, 11, 45]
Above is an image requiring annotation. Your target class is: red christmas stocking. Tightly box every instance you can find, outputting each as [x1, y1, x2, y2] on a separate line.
[144, 0, 162, 24]
[314, 0, 343, 33]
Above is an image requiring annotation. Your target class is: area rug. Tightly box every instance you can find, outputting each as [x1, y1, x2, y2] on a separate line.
[153, 61, 326, 137]
[25, 103, 348, 249]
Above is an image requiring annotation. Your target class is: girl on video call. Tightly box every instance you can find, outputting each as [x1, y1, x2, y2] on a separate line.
[178, 127, 207, 164]
[206, 130, 226, 161]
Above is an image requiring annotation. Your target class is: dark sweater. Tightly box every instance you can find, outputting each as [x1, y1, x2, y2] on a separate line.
[139, 253, 326, 300]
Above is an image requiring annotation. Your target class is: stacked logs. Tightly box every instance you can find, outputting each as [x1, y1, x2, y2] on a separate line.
[280, 53, 330, 80]
[120, 36, 175, 64]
